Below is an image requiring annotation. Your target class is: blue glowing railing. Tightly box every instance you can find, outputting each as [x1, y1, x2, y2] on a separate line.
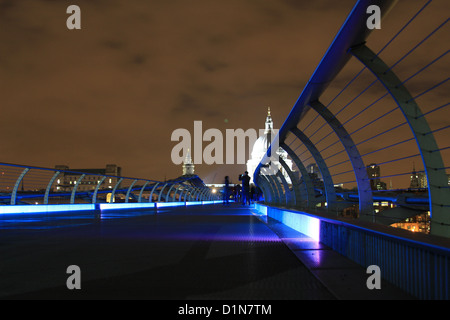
[0, 162, 219, 213]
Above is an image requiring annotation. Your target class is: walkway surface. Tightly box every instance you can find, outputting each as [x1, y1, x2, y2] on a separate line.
[0, 203, 412, 300]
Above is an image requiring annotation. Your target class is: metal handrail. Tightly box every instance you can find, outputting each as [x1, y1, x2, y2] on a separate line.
[0, 162, 217, 205]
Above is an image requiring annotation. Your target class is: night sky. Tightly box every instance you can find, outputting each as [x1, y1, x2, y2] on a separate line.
[1, 0, 448, 187]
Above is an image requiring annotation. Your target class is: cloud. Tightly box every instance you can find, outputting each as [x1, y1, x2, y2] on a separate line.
[198, 58, 228, 73]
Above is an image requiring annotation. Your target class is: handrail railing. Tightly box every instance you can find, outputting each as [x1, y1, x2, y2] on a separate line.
[0, 162, 217, 206]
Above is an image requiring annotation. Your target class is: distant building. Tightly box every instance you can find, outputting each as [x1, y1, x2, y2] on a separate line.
[366, 163, 386, 190]
[409, 163, 427, 189]
[54, 164, 121, 192]
[302, 163, 324, 188]
[182, 149, 195, 176]
[307, 163, 321, 180]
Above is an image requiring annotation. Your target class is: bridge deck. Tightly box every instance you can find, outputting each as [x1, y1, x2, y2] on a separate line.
[0, 204, 412, 300]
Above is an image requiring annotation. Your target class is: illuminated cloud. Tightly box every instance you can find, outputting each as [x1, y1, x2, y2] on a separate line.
[0, 0, 447, 186]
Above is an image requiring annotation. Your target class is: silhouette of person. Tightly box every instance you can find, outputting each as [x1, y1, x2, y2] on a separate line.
[223, 176, 230, 205]
[250, 184, 256, 201]
[234, 184, 241, 202]
[239, 171, 251, 205]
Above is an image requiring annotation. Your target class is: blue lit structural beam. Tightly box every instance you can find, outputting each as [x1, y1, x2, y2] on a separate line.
[280, 142, 317, 209]
[309, 100, 374, 221]
[11, 168, 29, 205]
[138, 181, 150, 202]
[70, 174, 85, 204]
[291, 127, 338, 213]
[279, 157, 301, 206]
[125, 179, 138, 203]
[92, 176, 106, 204]
[109, 177, 123, 204]
[44, 171, 60, 205]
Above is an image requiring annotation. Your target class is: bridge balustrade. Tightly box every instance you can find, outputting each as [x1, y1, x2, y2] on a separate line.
[0, 162, 218, 213]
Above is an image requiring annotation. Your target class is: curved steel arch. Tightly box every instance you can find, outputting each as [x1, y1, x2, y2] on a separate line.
[181, 187, 191, 201]
[200, 188, 210, 201]
[157, 183, 169, 202]
[255, 173, 276, 204]
[278, 157, 302, 207]
[257, 177, 274, 203]
[188, 187, 197, 201]
[265, 174, 283, 205]
[92, 176, 106, 204]
[71, 174, 86, 204]
[11, 168, 29, 205]
[309, 100, 374, 220]
[125, 179, 138, 203]
[260, 172, 281, 205]
[280, 142, 317, 209]
[183, 187, 192, 201]
[173, 185, 183, 201]
[192, 188, 201, 201]
[290, 127, 338, 213]
[351, 44, 450, 236]
[108, 177, 123, 204]
[274, 168, 292, 206]
[197, 188, 205, 201]
[138, 181, 150, 203]
[165, 183, 179, 202]
[44, 171, 60, 205]
[149, 182, 160, 202]
[178, 187, 186, 201]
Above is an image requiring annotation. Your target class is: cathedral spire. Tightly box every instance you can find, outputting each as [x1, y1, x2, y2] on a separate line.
[182, 148, 195, 175]
[264, 106, 273, 133]
[184, 148, 193, 164]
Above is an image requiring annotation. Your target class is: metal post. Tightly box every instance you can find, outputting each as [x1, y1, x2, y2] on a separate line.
[109, 177, 123, 204]
[274, 170, 289, 206]
[309, 100, 374, 220]
[280, 143, 317, 209]
[173, 185, 182, 201]
[254, 175, 272, 203]
[200, 189, 207, 201]
[125, 179, 138, 203]
[44, 171, 60, 205]
[165, 183, 178, 202]
[149, 182, 160, 202]
[92, 176, 106, 204]
[70, 174, 86, 204]
[138, 181, 150, 203]
[258, 172, 278, 204]
[290, 127, 337, 213]
[265, 174, 283, 205]
[279, 158, 303, 207]
[194, 188, 201, 201]
[157, 183, 168, 202]
[277, 160, 297, 206]
[11, 168, 29, 205]
[180, 188, 189, 202]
